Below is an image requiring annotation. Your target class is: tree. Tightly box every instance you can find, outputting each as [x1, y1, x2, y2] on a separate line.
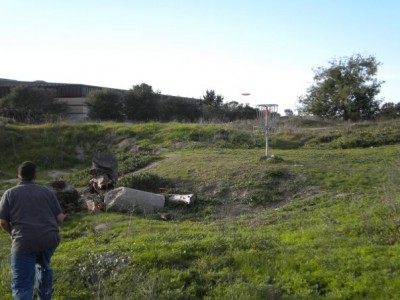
[0, 86, 67, 123]
[284, 109, 294, 117]
[159, 97, 202, 122]
[298, 54, 383, 121]
[378, 102, 400, 119]
[203, 89, 224, 107]
[223, 101, 257, 121]
[125, 83, 159, 121]
[201, 89, 226, 120]
[85, 89, 124, 121]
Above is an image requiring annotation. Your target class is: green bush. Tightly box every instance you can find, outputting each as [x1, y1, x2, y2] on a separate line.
[117, 173, 172, 193]
[86, 89, 124, 121]
[0, 86, 67, 123]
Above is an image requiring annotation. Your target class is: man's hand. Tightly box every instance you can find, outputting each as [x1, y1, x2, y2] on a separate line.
[57, 213, 67, 223]
[0, 218, 12, 235]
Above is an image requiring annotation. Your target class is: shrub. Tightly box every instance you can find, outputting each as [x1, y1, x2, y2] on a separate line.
[0, 86, 67, 123]
[117, 173, 172, 193]
[86, 89, 124, 121]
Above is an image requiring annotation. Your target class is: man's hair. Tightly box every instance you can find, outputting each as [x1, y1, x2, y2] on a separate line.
[18, 161, 36, 181]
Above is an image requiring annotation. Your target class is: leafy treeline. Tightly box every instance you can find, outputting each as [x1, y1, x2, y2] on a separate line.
[86, 84, 256, 122]
[0, 84, 256, 123]
[1, 54, 399, 124]
[0, 86, 68, 123]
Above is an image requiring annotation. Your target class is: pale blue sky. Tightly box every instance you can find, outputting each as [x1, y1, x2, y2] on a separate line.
[1, 0, 399, 112]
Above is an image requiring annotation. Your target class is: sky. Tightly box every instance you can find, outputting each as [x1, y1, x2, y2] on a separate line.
[1, 0, 399, 113]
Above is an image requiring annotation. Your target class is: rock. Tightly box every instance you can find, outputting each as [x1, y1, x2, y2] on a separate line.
[93, 223, 109, 232]
[159, 212, 174, 221]
[47, 181, 81, 213]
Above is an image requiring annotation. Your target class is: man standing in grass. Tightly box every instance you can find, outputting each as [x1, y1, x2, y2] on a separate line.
[0, 161, 66, 300]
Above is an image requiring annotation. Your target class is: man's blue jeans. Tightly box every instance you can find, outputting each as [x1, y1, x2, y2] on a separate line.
[11, 247, 56, 300]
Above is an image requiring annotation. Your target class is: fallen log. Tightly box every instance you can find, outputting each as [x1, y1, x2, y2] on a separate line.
[166, 194, 196, 204]
[104, 187, 165, 214]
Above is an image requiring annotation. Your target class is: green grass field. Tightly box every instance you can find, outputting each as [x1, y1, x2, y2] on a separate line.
[1, 118, 400, 299]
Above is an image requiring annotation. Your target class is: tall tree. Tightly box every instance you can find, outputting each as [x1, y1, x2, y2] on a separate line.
[0, 86, 67, 123]
[125, 83, 159, 121]
[298, 54, 383, 121]
[203, 89, 224, 107]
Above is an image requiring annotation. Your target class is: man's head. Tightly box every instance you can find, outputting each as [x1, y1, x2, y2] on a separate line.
[18, 161, 36, 181]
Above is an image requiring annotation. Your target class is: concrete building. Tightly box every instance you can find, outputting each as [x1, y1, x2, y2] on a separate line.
[0, 78, 203, 122]
[0, 79, 126, 121]
[0, 79, 203, 121]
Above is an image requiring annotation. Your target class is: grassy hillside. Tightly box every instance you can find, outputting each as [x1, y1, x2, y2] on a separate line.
[1, 118, 400, 299]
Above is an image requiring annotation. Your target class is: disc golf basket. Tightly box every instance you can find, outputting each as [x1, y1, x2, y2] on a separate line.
[256, 104, 279, 158]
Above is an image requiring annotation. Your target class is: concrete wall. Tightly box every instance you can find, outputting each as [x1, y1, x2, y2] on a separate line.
[57, 97, 88, 121]
[57, 94, 203, 122]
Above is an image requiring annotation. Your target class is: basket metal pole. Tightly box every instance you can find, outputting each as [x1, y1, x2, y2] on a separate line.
[265, 109, 269, 157]
[257, 104, 278, 158]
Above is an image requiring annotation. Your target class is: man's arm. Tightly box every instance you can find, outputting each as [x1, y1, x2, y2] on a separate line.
[0, 218, 11, 235]
[48, 189, 67, 223]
